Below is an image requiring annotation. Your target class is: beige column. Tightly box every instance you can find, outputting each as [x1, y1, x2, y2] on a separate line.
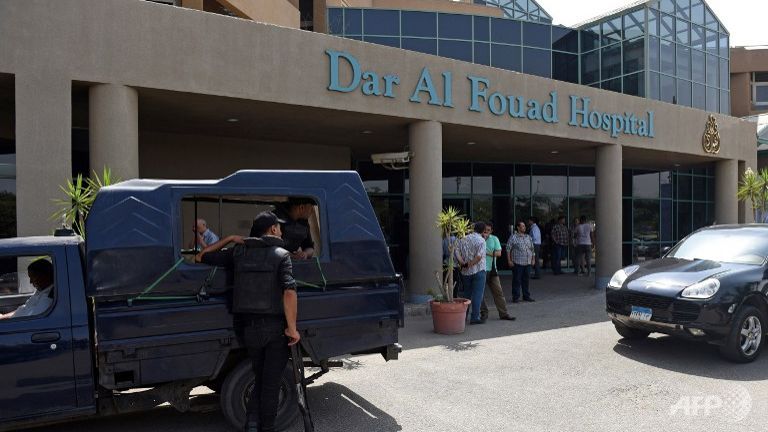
[738, 160, 749, 223]
[15, 73, 71, 236]
[89, 84, 139, 180]
[408, 120, 442, 303]
[595, 144, 622, 290]
[714, 159, 738, 224]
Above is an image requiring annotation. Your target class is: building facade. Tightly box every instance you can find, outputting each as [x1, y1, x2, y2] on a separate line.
[729, 46, 768, 169]
[0, 0, 757, 301]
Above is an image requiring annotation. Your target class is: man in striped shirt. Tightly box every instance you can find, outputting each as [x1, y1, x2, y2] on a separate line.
[455, 222, 488, 324]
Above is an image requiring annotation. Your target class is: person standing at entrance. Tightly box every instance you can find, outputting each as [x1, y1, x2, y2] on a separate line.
[550, 216, 569, 275]
[456, 222, 488, 325]
[480, 222, 516, 322]
[575, 215, 595, 276]
[506, 221, 535, 303]
[527, 217, 542, 279]
[197, 211, 300, 432]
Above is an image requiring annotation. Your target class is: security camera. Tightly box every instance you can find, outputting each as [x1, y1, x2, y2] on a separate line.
[371, 152, 411, 165]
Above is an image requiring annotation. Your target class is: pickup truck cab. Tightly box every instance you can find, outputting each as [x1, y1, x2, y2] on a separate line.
[0, 170, 403, 431]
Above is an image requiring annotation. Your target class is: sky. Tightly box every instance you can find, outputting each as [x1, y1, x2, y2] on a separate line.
[540, 0, 768, 47]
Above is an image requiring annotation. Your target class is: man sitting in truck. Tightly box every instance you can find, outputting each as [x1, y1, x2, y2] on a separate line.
[0, 259, 54, 320]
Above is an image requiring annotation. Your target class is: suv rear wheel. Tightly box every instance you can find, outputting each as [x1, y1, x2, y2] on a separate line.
[613, 320, 651, 340]
[219, 360, 299, 430]
[719, 305, 765, 363]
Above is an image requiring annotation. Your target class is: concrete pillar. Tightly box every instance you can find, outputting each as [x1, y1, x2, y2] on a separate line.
[15, 73, 71, 236]
[738, 160, 749, 223]
[595, 144, 622, 290]
[89, 84, 139, 180]
[408, 121, 442, 303]
[715, 159, 738, 224]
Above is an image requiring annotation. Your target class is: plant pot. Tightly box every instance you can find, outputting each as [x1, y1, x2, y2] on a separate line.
[430, 298, 471, 335]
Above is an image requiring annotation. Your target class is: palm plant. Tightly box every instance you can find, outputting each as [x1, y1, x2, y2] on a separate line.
[434, 206, 472, 302]
[52, 167, 118, 238]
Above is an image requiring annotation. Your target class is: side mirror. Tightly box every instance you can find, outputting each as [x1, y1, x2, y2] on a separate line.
[661, 246, 671, 255]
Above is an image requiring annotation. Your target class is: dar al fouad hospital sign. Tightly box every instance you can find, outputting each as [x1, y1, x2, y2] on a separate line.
[325, 50, 655, 139]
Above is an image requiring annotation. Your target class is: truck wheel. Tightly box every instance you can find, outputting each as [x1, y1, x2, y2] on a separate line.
[719, 305, 765, 363]
[220, 360, 299, 430]
[613, 320, 650, 340]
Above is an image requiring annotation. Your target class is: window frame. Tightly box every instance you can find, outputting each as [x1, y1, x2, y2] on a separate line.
[753, 73, 768, 106]
[0, 253, 58, 322]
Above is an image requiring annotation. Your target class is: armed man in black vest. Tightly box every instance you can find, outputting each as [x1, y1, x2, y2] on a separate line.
[196, 211, 300, 432]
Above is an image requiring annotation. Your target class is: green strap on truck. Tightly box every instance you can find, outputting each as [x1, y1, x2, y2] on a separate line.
[295, 257, 327, 290]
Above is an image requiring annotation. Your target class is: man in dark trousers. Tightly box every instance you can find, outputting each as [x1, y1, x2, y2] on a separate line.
[197, 211, 300, 432]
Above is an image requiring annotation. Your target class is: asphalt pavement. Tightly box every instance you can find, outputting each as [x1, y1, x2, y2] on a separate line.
[26, 276, 768, 432]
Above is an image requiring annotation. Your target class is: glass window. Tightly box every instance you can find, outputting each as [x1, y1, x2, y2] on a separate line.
[624, 72, 645, 97]
[402, 38, 437, 55]
[553, 52, 579, 83]
[514, 164, 531, 195]
[648, 9, 659, 37]
[692, 176, 706, 201]
[660, 13, 674, 40]
[661, 74, 676, 103]
[328, 8, 343, 35]
[581, 25, 600, 51]
[363, 36, 400, 48]
[491, 44, 521, 71]
[633, 171, 660, 198]
[523, 47, 551, 78]
[633, 200, 660, 248]
[706, 86, 718, 112]
[523, 22, 550, 49]
[569, 167, 595, 196]
[602, 77, 622, 93]
[532, 196, 565, 227]
[690, 0, 704, 25]
[344, 8, 362, 34]
[719, 33, 729, 58]
[601, 43, 622, 79]
[438, 13, 472, 40]
[677, 173, 692, 199]
[552, 27, 578, 53]
[474, 42, 490, 65]
[660, 39, 675, 75]
[677, 201, 692, 239]
[491, 18, 521, 45]
[402, 11, 436, 38]
[649, 72, 660, 100]
[514, 0, 529, 14]
[676, 44, 691, 80]
[691, 49, 705, 82]
[660, 0, 675, 14]
[661, 199, 673, 242]
[363, 9, 399, 36]
[438, 40, 473, 62]
[692, 82, 705, 109]
[704, 6, 717, 30]
[676, 0, 691, 20]
[649, 36, 660, 71]
[602, 17, 622, 45]
[474, 16, 490, 41]
[0, 256, 56, 319]
[473, 164, 511, 195]
[532, 165, 567, 195]
[624, 10, 645, 40]
[581, 50, 600, 84]
[443, 163, 471, 194]
[719, 58, 728, 89]
[677, 78, 692, 106]
[624, 38, 644, 74]
[358, 162, 404, 194]
[661, 171, 673, 199]
[705, 29, 718, 54]
[706, 53, 718, 86]
[720, 90, 729, 114]
[691, 25, 705, 50]
[676, 19, 689, 44]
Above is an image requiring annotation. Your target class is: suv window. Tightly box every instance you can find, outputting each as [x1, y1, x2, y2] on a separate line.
[0, 255, 56, 320]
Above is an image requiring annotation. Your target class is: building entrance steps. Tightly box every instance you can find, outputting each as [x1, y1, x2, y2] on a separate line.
[404, 272, 598, 317]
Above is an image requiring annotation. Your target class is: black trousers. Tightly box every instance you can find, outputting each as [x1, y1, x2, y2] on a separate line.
[243, 316, 290, 432]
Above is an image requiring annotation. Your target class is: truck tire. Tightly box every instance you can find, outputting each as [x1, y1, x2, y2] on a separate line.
[613, 320, 650, 340]
[719, 305, 765, 363]
[220, 360, 299, 430]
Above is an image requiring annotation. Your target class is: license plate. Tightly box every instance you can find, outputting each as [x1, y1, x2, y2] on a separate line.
[629, 306, 652, 321]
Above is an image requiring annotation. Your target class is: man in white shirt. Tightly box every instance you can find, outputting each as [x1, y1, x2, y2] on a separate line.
[0, 259, 54, 320]
[575, 216, 595, 276]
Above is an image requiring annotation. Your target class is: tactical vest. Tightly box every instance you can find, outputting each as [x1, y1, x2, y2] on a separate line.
[232, 237, 289, 315]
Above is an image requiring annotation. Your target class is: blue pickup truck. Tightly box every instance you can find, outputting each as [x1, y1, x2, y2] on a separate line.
[0, 171, 403, 431]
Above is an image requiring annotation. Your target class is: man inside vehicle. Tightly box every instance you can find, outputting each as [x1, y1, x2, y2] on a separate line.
[0, 259, 55, 320]
[263, 198, 315, 260]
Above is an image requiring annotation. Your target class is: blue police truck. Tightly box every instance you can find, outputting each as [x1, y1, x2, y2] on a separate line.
[0, 171, 403, 431]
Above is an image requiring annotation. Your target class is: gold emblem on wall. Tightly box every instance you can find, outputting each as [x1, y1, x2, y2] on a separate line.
[702, 114, 721, 154]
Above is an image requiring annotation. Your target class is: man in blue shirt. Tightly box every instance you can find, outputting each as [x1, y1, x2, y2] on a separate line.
[527, 217, 542, 279]
[194, 218, 220, 251]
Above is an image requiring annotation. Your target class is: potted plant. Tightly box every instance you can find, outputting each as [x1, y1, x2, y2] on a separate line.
[737, 167, 768, 223]
[430, 206, 472, 335]
[51, 167, 118, 238]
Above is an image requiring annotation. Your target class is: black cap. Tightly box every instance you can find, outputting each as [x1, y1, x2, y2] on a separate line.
[250, 211, 286, 237]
